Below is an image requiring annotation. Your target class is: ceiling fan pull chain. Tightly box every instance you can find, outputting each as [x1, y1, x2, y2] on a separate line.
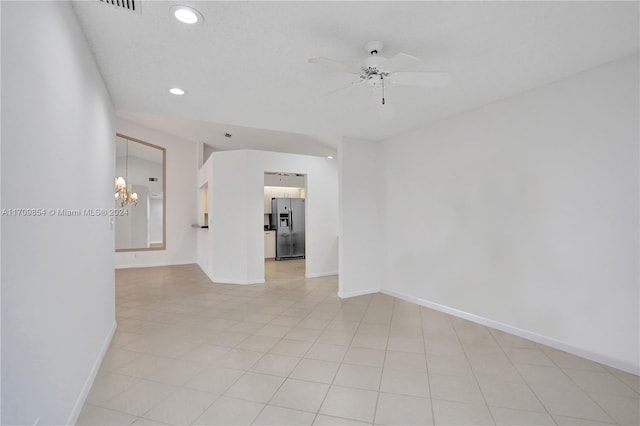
[381, 75, 385, 105]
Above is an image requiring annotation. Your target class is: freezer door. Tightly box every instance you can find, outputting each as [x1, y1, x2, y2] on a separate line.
[274, 198, 292, 259]
[290, 198, 305, 257]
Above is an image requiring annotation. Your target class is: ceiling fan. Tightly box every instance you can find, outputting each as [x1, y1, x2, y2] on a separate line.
[309, 41, 450, 105]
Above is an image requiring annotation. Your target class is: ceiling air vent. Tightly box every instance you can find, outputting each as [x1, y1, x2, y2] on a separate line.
[99, 0, 140, 14]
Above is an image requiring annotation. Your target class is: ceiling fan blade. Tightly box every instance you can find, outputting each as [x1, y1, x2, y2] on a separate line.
[309, 57, 361, 74]
[321, 80, 366, 97]
[390, 71, 450, 88]
[380, 53, 420, 73]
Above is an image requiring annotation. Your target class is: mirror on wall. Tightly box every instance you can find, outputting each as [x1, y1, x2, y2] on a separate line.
[115, 134, 166, 252]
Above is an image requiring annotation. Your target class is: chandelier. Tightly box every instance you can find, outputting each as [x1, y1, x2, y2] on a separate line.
[115, 139, 138, 207]
[114, 176, 138, 206]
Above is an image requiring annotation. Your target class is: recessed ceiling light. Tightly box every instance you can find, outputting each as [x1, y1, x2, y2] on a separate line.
[327, 155, 334, 159]
[169, 87, 185, 95]
[171, 5, 203, 24]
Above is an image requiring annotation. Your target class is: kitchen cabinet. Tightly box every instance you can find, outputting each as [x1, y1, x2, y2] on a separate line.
[264, 187, 303, 214]
[264, 231, 276, 258]
[273, 187, 302, 199]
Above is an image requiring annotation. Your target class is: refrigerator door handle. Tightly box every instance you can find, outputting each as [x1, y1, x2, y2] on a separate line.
[289, 208, 293, 230]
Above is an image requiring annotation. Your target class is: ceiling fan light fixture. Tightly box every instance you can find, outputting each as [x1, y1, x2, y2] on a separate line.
[171, 5, 203, 24]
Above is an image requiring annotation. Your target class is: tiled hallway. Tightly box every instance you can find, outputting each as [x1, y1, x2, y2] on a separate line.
[78, 263, 639, 425]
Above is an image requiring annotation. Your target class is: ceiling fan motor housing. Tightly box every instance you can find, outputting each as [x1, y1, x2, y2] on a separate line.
[361, 42, 388, 76]
[364, 40, 384, 55]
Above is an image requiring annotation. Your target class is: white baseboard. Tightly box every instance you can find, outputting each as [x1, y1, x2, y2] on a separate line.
[381, 288, 640, 376]
[66, 320, 117, 425]
[338, 288, 379, 299]
[306, 271, 338, 279]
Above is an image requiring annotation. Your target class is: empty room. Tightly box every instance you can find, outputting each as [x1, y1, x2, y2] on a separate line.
[1, 1, 638, 425]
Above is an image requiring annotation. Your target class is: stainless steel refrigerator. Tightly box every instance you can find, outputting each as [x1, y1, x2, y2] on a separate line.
[271, 198, 305, 260]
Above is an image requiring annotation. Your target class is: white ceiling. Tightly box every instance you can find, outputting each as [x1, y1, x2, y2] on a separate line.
[116, 134, 163, 163]
[117, 111, 338, 157]
[72, 1, 638, 153]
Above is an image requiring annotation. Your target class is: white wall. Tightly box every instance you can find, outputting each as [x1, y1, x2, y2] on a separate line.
[115, 184, 152, 250]
[338, 138, 386, 297]
[200, 150, 338, 284]
[207, 151, 251, 283]
[1, 2, 116, 424]
[115, 119, 198, 267]
[0, 1, 3, 416]
[149, 197, 163, 243]
[197, 155, 214, 274]
[203, 143, 215, 166]
[381, 54, 639, 373]
[115, 155, 163, 195]
[264, 173, 305, 187]
[130, 185, 150, 248]
[115, 155, 163, 249]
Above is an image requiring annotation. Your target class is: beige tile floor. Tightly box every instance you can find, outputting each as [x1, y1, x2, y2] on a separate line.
[78, 261, 639, 425]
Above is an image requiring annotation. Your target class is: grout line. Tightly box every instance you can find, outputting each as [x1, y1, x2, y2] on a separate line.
[312, 292, 376, 421]
[448, 319, 498, 425]
[541, 350, 621, 425]
[419, 306, 437, 426]
[100, 265, 633, 426]
[251, 277, 345, 423]
[188, 392, 223, 425]
[485, 330, 559, 425]
[371, 297, 395, 425]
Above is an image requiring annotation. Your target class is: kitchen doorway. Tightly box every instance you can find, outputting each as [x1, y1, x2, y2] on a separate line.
[265, 258, 305, 281]
[264, 172, 307, 281]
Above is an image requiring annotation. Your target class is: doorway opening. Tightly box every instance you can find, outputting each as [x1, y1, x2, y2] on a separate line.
[264, 171, 307, 281]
